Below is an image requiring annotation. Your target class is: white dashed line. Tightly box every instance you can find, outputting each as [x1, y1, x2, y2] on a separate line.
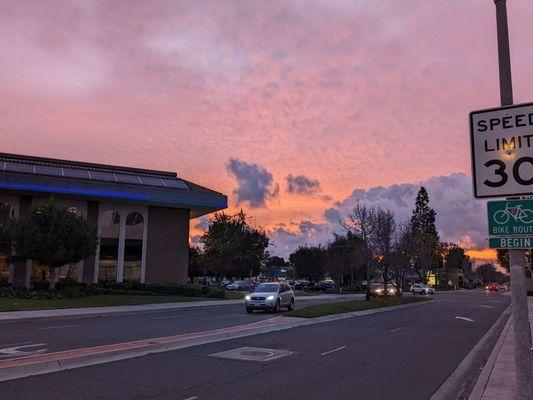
[184, 396, 198, 400]
[455, 316, 474, 322]
[389, 327, 404, 333]
[320, 346, 347, 356]
[480, 305, 493, 309]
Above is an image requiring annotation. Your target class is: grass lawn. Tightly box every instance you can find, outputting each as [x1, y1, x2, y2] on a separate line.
[285, 296, 431, 318]
[0, 294, 238, 312]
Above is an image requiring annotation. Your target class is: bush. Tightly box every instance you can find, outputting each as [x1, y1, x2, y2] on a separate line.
[0, 281, 227, 300]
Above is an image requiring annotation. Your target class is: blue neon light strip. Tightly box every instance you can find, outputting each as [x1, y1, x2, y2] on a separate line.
[0, 181, 150, 201]
[0, 180, 227, 208]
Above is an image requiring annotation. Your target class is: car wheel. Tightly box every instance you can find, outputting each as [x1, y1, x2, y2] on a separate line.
[246, 307, 253, 314]
[412, 290, 415, 295]
[287, 298, 294, 311]
[273, 299, 280, 313]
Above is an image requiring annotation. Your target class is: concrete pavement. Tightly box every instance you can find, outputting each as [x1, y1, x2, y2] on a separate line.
[470, 296, 533, 400]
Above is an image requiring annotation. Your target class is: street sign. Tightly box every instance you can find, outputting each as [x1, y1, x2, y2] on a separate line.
[487, 199, 533, 236]
[489, 237, 532, 249]
[470, 102, 533, 198]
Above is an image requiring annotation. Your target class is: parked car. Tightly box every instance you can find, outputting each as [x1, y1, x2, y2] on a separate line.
[370, 283, 397, 297]
[294, 280, 310, 290]
[226, 280, 251, 291]
[410, 284, 435, 295]
[244, 282, 295, 313]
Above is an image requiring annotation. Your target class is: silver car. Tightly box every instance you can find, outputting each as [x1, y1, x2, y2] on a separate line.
[245, 282, 295, 313]
[410, 284, 435, 295]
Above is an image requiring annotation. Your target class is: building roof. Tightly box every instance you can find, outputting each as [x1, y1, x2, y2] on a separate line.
[0, 152, 227, 218]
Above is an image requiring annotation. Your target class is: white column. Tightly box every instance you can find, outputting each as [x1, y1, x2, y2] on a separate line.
[116, 212, 126, 283]
[140, 211, 149, 284]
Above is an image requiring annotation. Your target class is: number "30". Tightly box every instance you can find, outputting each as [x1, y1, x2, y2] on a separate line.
[484, 156, 533, 187]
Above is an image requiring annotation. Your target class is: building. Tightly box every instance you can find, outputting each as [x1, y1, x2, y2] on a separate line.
[0, 152, 227, 287]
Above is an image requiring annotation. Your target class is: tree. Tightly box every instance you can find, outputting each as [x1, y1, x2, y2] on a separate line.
[410, 187, 440, 283]
[188, 245, 203, 279]
[475, 263, 507, 285]
[391, 222, 415, 296]
[289, 245, 326, 282]
[370, 208, 397, 297]
[200, 210, 269, 279]
[344, 203, 375, 301]
[326, 232, 365, 288]
[438, 243, 469, 287]
[0, 203, 15, 265]
[264, 255, 287, 278]
[13, 200, 98, 289]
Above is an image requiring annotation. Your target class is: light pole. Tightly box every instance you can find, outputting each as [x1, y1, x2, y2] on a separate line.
[492, 1, 532, 398]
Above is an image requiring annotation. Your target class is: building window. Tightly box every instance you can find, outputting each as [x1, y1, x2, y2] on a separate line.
[123, 212, 144, 283]
[0, 202, 15, 283]
[98, 211, 120, 283]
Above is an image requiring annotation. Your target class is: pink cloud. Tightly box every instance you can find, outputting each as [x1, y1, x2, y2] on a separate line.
[1, 0, 532, 256]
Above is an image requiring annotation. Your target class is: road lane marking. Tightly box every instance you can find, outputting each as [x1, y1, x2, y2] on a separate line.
[455, 316, 474, 322]
[152, 316, 184, 320]
[320, 346, 347, 356]
[0, 343, 48, 358]
[184, 397, 198, 400]
[389, 327, 404, 333]
[38, 324, 79, 331]
[480, 305, 493, 309]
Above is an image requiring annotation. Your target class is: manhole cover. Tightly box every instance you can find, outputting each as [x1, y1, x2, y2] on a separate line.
[209, 347, 293, 362]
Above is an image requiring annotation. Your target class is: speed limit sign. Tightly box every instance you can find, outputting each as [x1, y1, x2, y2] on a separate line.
[470, 102, 533, 198]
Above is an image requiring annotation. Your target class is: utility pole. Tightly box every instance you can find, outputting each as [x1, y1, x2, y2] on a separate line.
[492, 1, 532, 398]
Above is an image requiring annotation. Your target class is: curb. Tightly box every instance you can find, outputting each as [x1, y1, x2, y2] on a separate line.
[429, 304, 511, 400]
[468, 311, 513, 400]
[0, 297, 433, 382]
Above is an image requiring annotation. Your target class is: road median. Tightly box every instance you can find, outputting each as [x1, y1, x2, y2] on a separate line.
[285, 296, 431, 318]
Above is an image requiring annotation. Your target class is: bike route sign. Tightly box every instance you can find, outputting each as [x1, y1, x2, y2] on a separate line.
[487, 199, 533, 236]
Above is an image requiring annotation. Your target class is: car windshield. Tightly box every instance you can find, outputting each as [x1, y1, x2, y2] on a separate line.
[255, 283, 279, 292]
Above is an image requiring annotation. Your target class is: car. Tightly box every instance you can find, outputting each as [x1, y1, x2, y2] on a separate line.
[410, 284, 435, 295]
[370, 283, 397, 297]
[244, 282, 295, 313]
[294, 280, 310, 290]
[226, 280, 251, 291]
[485, 284, 499, 292]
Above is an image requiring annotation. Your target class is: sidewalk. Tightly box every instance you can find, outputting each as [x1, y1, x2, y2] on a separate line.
[470, 296, 533, 400]
[0, 293, 364, 322]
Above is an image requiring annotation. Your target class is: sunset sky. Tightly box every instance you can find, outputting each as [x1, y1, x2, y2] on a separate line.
[1, 0, 532, 262]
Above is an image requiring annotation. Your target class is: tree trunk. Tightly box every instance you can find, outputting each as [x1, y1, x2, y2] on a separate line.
[49, 268, 58, 290]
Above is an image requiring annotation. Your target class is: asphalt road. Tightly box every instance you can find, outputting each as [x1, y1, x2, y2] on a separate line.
[0, 290, 509, 400]
[0, 294, 362, 357]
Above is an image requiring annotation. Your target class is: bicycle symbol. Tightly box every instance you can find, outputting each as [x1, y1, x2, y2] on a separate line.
[493, 203, 533, 225]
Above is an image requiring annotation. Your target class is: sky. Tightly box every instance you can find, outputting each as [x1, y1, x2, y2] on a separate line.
[1, 0, 532, 263]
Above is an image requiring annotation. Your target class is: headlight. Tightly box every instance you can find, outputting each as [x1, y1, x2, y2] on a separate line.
[266, 295, 275, 301]
[375, 289, 382, 293]
[245, 295, 251, 300]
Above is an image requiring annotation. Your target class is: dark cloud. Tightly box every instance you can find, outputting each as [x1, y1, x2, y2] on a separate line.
[324, 208, 341, 224]
[286, 174, 321, 195]
[226, 158, 279, 208]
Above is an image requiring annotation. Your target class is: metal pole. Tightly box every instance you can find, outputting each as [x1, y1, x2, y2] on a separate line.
[493, 2, 532, 399]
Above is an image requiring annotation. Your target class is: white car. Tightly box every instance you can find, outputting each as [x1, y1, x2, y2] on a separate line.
[245, 282, 295, 313]
[410, 284, 435, 295]
[226, 280, 251, 291]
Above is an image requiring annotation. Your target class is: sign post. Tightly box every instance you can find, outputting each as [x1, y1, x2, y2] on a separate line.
[472, 2, 533, 398]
